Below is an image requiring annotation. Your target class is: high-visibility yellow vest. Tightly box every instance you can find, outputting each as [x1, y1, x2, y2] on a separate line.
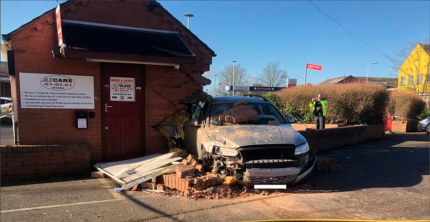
[8, 102, 12, 113]
[309, 99, 328, 116]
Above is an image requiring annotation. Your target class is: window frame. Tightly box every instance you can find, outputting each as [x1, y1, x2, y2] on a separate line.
[408, 76, 413, 85]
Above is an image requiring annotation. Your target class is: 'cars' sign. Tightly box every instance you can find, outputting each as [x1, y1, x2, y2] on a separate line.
[40, 75, 75, 91]
[20, 73, 94, 109]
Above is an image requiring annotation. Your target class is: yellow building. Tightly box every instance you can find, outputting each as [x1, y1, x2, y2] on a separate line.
[397, 43, 430, 100]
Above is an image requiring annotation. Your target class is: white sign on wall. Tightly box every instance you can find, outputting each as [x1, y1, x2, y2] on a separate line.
[20, 73, 94, 109]
[110, 77, 135, 102]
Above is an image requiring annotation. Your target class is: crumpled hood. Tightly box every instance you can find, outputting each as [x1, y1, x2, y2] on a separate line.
[206, 124, 297, 148]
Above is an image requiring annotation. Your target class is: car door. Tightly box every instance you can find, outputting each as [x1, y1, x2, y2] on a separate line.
[183, 103, 205, 158]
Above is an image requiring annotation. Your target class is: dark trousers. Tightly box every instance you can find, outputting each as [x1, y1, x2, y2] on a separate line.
[315, 115, 325, 129]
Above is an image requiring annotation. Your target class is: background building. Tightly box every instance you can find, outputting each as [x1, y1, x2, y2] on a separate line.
[397, 43, 430, 102]
[0, 61, 11, 97]
[320, 75, 397, 90]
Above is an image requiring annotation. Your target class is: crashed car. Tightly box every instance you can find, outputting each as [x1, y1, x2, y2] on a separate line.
[182, 95, 315, 186]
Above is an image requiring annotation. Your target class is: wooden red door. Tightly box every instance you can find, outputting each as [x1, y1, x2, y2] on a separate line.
[102, 63, 144, 162]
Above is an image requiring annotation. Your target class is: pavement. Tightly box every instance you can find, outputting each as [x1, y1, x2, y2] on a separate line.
[1, 132, 429, 221]
[0, 125, 14, 146]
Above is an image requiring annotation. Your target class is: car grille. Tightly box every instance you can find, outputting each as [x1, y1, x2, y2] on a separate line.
[239, 145, 296, 163]
[244, 159, 300, 169]
[250, 175, 297, 184]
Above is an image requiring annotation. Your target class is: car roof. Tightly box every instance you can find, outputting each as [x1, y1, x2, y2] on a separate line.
[211, 96, 269, 104]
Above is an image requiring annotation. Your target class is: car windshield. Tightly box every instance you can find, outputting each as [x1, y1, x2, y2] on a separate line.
[210, 102, 286, 125]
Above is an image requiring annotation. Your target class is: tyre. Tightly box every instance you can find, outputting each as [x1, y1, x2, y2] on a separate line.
[426, 124, 430, 133]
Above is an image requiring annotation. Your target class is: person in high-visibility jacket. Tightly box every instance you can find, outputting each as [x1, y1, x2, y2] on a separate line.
[309, 93, 328, 129]
[8, 102, 12, 114]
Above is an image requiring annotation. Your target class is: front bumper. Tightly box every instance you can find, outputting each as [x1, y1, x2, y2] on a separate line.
[243, 159, 316, 185]
[417, 123, 427, 131]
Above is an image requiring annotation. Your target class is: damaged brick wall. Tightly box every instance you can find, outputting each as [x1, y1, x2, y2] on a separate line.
[145, 66, 204, 154]
[1, 144, 91, 182]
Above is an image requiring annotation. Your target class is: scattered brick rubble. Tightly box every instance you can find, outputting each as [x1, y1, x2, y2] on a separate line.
[126, 154, 321, 200]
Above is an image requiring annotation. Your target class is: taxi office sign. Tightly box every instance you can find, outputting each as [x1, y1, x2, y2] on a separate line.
[110, 77, 135, 102]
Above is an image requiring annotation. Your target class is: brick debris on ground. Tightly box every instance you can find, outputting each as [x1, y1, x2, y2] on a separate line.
[124, 154, 335, 200]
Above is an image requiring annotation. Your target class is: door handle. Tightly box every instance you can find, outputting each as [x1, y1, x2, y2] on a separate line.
[105, 103, 113, 112]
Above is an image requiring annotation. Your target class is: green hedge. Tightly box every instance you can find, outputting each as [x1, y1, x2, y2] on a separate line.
[267, 83, 390, 124]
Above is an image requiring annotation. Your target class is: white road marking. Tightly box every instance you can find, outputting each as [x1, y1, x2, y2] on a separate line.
[254, 184, 287, 189]
[341, 150, 390, 153]
[1, 199, 120, 213]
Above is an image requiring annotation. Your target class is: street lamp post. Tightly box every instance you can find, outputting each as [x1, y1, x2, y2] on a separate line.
[214, 74, 217, 96]
[184, 14, 194, 29]
[366, 62, 378, 83]
[232, 61, 236, 96]
[218, 83, 222, 96]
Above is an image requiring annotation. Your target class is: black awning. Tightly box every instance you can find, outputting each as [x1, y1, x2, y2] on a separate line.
[61, 20, 195, 60]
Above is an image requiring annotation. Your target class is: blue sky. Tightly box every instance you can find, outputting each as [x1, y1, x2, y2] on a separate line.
[1, 1, 429, 91]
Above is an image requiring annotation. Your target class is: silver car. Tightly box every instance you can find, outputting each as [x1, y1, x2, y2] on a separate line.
[417, 117, 430, 133]
[1, 97, 12, 114]
[182, 96, 316, 186]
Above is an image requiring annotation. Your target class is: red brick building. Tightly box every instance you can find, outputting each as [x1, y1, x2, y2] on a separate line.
[320, 75, 397, 90]
[1, 0, 215, 163]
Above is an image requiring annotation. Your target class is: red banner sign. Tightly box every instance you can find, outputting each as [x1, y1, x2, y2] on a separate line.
[55, 5, 63, 47]
[306, 63, 322, 71]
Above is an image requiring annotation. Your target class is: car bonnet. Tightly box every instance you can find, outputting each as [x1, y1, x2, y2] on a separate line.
[206, 124, 297, 148]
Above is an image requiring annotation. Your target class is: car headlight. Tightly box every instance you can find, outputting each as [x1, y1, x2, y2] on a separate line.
[295, 142, 309, 155]
[419, 119, 429, 124]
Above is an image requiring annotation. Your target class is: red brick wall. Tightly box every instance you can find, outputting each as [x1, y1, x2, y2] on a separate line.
[10, 21, 103, 162]
[6, 1, 213, 162]
[1, 144, 91, 181]
[291, 124, 339, 131]
[391, 120, 419, 133]
[59, 0, 213, 69]
[299, 124, 384, 152]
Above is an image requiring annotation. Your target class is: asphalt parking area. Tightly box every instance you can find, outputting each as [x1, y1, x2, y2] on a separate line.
[305, 132, 429, 192]
[1, 133, 429, 221]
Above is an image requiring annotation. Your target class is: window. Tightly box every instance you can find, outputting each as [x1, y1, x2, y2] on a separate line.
[418, 74, 423, 85]
[400, 77, 405, 86]
[191, 104, 202, 120]
[210, 103, 286, 125]
[408, 76, 413, 85]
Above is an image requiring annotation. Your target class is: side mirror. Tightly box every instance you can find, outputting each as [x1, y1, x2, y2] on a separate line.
[286, 116, 295, 123]
[190, 118, 200, 127]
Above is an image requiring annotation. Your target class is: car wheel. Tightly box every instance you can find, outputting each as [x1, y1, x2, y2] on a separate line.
[426, 124, 430, 133]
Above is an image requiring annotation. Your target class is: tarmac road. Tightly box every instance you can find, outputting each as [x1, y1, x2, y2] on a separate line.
[1, 133, 429, 222]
